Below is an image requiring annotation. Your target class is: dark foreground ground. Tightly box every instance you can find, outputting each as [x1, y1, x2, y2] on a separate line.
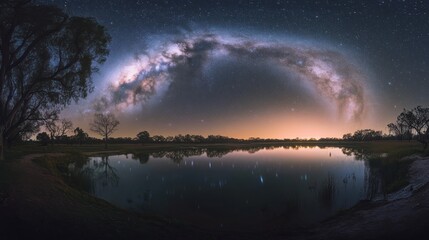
[1, 146, 429, 239]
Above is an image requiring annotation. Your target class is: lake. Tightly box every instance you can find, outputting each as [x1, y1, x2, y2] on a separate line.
[69, 146, 372, 231]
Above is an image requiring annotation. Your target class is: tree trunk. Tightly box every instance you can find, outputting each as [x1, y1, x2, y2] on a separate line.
[104, 135, 107, 149]
[0, 128, 4, 161]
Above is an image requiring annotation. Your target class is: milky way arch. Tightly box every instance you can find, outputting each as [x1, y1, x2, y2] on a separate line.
[105, 33, 368, 121]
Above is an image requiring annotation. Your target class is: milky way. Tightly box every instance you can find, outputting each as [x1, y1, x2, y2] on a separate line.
[103, 32, 368, 122]
[38, 0, 429, 138]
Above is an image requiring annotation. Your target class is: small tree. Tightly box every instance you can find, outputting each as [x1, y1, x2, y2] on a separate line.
[36, 132, 50, 146]
[73, 127, 88, 145]
[136, 131, 151, 144]
[90, 113, 119, 149]
[45, 118, 73, 145]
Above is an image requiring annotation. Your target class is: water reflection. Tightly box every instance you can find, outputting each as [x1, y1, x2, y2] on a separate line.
[65, 145, 389, 230]
[318, 174, 336, 208]
[132, 153, 149, 164]
[94, 156, 119, 187]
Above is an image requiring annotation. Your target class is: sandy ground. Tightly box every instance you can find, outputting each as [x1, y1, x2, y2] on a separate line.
[1, 154, 429, 239]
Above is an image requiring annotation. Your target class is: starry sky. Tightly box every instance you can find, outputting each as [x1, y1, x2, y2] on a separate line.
[36, 0, 429, 139]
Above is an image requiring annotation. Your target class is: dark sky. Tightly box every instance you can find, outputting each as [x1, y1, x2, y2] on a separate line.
[37, 0, 429, 138]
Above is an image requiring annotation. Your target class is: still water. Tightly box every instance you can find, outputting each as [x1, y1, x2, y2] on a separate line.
[71, 146, 369, 230]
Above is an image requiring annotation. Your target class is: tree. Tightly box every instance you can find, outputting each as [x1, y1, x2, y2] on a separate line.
[397, 106, 429, 148]
[342, 129, 382, 141]
[73, 127, 88, 145]
[342, 133, 353, 141]
[45, 118, 73, 144]
[136, 131, 151, 144]
[90, 113, 119, 149]
[0, 1, 110, 160]
[36, 132, 50, 146]
[151, 135, 166, 143]
[387, 120, 411, 141]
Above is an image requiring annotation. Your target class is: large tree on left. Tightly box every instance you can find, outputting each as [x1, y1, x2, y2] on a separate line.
[0, 0, 110, 160]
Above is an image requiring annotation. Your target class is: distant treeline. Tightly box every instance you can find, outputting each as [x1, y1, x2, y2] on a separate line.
[29, 105, 429, 147]
[32, 128, 413, 146]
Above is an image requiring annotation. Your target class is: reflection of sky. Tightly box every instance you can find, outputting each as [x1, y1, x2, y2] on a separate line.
[86, 147, 366, 230]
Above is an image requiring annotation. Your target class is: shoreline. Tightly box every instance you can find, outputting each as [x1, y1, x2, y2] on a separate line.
[291, 156, 429, 240]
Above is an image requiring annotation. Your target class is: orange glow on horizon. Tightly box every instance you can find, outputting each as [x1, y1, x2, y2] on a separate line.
[103, 109, 386, 140]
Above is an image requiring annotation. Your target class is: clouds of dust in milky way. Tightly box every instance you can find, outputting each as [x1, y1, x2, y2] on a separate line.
[94, 32, 369, 124]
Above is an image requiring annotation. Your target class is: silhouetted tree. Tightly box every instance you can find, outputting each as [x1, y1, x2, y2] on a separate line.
[45, 118, 73, 144]
[136, 131, 151, 144]
[165, 136, 174, 142]
[343, 129, 382, 141]
[342, 133, 353, 141]
[36, 132, 50, 146]
[90, 113, 119, 149]
[0, 1, 110, 160]
[387, 120, 411, 140]
[73, 127, 88, 145]
[151, 135, 165, 143]
[397, 106, 429, 148]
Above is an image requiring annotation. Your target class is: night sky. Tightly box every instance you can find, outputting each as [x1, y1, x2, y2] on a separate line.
[37, 0, 429, 139]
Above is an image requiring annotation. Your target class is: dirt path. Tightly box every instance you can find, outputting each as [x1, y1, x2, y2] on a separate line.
[1, 154, 429, 239]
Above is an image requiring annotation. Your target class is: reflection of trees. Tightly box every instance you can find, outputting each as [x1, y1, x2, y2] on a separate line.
[341, 147, 383, 199]
[133, 144, 346, 163]
[318, 174, 336, 208]
[131, 153, 150, 164]
[245, 147, 261, 154]
[94, 156, 119, 187]
[165, 151, 185, 164]
[340, 147, 403, 200]
[365, 167, 383, 200]
[66, 156, 95, 193]
[206, 148, 233, 158]
[136, 149, 206, 164]
[341, 147, 367, 160]
[163, 149, 206, 163]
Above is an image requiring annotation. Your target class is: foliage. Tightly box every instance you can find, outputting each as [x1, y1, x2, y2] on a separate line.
[36, 132, 50, 146]
[45, 118, 73, 144]
[387, 122, 411, 141]
[73, 127, 88, 145]
[136, 131, 150, 143]
[395, 106, 429, 148]
[0, 0, 110, 160]
[342, 129, 383, 141]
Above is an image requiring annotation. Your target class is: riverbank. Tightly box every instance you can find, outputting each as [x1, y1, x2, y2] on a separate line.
[291, 155, 429, 240]
[1, 143, 429, 239]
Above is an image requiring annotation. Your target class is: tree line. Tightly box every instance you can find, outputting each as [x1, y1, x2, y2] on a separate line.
[26, 105, 429, 150]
